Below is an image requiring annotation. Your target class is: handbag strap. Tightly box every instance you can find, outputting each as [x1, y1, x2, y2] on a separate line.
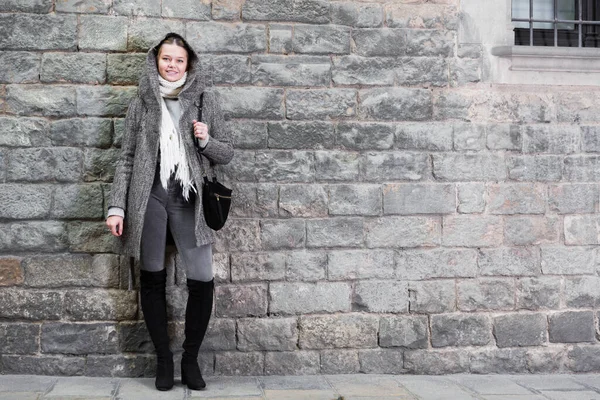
[193, 92, 217, 181]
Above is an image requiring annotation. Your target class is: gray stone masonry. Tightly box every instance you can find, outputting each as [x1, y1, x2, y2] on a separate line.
[2, 0, 600, 378]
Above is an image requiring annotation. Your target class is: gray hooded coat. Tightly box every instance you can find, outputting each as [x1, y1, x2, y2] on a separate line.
[109, 40, 234, 259]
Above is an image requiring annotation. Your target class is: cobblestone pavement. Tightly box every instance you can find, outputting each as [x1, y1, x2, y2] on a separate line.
[2, 374, 600, 399]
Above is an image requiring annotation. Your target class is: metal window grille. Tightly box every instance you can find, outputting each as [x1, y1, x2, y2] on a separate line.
[512, 0, 600, 47]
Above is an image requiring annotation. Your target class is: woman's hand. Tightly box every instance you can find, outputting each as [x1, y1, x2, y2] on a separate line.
[106, 215, 124, 237]
[193, 120, 209, 140]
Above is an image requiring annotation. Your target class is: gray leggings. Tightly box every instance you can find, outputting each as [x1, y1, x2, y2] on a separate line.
[140, 173, 213, 282]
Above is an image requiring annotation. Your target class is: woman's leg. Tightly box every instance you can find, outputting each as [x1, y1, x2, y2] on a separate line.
[167, 191, 213, 390]
[139, 186, 174, 391]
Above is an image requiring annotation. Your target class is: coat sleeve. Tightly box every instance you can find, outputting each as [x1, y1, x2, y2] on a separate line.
[199, 89, 234, 165]
[108, 97, 143, 212]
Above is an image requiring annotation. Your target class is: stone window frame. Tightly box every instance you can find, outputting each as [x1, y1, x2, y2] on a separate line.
[460, 0, 600, 85]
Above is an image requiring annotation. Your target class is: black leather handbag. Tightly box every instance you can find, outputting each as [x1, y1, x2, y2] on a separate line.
[194, 93, 233, 231]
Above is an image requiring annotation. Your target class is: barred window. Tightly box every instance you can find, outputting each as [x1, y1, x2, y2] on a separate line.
[512, 0, 600, 47]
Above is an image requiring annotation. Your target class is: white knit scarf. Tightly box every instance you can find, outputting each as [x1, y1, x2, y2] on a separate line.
[158, 72, 195, 201]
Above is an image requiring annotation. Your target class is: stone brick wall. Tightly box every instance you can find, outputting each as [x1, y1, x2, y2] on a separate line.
[1, 0, 600, 377]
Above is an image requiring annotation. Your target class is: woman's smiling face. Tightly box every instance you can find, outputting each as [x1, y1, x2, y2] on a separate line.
[157, 43, 188, 82]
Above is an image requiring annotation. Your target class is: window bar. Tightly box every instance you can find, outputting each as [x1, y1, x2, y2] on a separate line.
[554, 0, 558, 46]
[530, 0, 534, 45]
[579, 0, 583, 47]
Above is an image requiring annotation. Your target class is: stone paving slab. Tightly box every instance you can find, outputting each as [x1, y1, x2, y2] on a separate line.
[513, 375, 587, 391]
[259, 376, 332, 390]
[115, 378, 186, 400]
[572, 375, 600, 391]
[263, 389, 338, 399]
[0, 394, 41, 400]
[45, 377, 117, 398]
[541, 391, 600, 400]
[188, 377, 263, 398]
[397, 376, 479, 400]
[0, 375, 56, 392]
[448, 375, 536, 396]
[326, 375, 413, 397]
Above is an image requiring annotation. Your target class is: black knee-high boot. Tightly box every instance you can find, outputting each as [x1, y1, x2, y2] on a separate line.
[181, 278, 214, 390]
[139, 269, 174, 391]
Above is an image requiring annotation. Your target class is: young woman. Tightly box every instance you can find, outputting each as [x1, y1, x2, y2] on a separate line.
[106, 32, 233, 391]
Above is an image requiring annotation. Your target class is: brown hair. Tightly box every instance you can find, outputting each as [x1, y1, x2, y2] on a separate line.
[154, 32, 198, 69]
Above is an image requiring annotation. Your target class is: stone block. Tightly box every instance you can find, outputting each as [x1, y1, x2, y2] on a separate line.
[581, 125, 600, 151]
[106, 53, 146, 85]
[0, 323, 39, 354]
[242, 0, 330, 23]
[385, 3, 457, 29]
[549, 184, 598, 214]
[220, 151, 257, 183]
[404, 350, 469, 375]
[55, 0, 111, 13]
[453, 123, 486, 150]
[314, 151, 360, 182]
[306, 218, 364, 248]
[457, 182, 485, 213]
[269, 282, 351, 314]
[268, 121, 334, 149]
[0, 0, 52, 12]
[7, 148, 82, 182]
[5, 221, 68, 252]
[327, 250, 394, 280]
[517, 277, 561, 310]
[383, 183, 455, 215]
[565, 215, 600, 245]
[286, 89, 356, 120]
[493, 313, 547, 347]
[332, 56, 397, 86]
[76, 86, 136, 117]
[549, 311, 595, 343]
[117, 322, 152, 353]
[41, 322, 118, 354]
[320, 350, 360, 374]
[328, 184, 381, 216]
[408, 280, 456, 313]
[362, 152, 430, 181]
[230, 183, 277, 218]
[353, 29, 405, 57]
[231, 252, 286, 282]
[433, 90, 472, 121]
[2, 355, 85, 376]
[23, 254, 118, 288]
[299, 314, 378, 349]
[67, 221, 117, 253]
[458, 278, 515, 311]
[449, 57, 481, 86]
[79, 15, 127, 51]
[213, 219, 261, 253]
[255, 150, 313, 182]
[127, 18, 184, 51]
[0, 184, 52, 219]
[51, 118, 112, 148]
[219, 87, 284, 119]
[397, 249, 477, 280]
[200, 319, 237, 351]
[478, 247, 541, 277]
[443, 215, 503, 247]
[366, 216, 441, 248]
[523, 124, 580, 154]
[568, 346, 600, 372]
[0, 14, 76, 50]
[526, 347, 567, 373]
[212, 0, 244, 20]
[6, 85, 77, 117]
[431, 314, 492, 347]
[0, 52, 40, 83]
[215, 351, 264, 375]
[293, 25, 350, 54]
[405, 30, 455, 57]
[64, 290, 137, 321]
[380, 316, 428, 349]
[507, 155, 563, 181]
[264, 351, 320, 375]
[162, 0, 210, 19]
[358, 349, 404, 374]
[564, 155, 600, 181]
[269, 24, 293, 54]
[0, 289, 62, 320]
[353, 280, 408, 313]
[359, 88, 432, 121]
[504, 216, 559, 246]
[398, 57, 449, 87]
[470, 348, 528, 374]
[260, 219, 305, 250]
[0, 117, 49, 147]
[85, 355, 154, 377]
[331, 2, 383, 27]
[285, 251, 327, 281]
[564, 276, 600, 308]
[229, 121, 267, 150]
[0, 258, 23, 287]
[541, 246, 596, 275]
[252, 55, 330, 87]
[41, 53, 105, 84]
[279, 184, 328, 217]
[486, 124, 522, 150]
[51, 184, 104, 219]
[208, 55, 251, 85]
[433, 153, 506, 181]
[395, 122, 453, 151]
[84, 148, 119, 182]
[238, 317, 298, 351]
[337, 122, 394, 150]
[113, 0, 160, 16]
[215, 284, 268, 317]
[113, 118, 125, 147]
[187, 22, 266, 53]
